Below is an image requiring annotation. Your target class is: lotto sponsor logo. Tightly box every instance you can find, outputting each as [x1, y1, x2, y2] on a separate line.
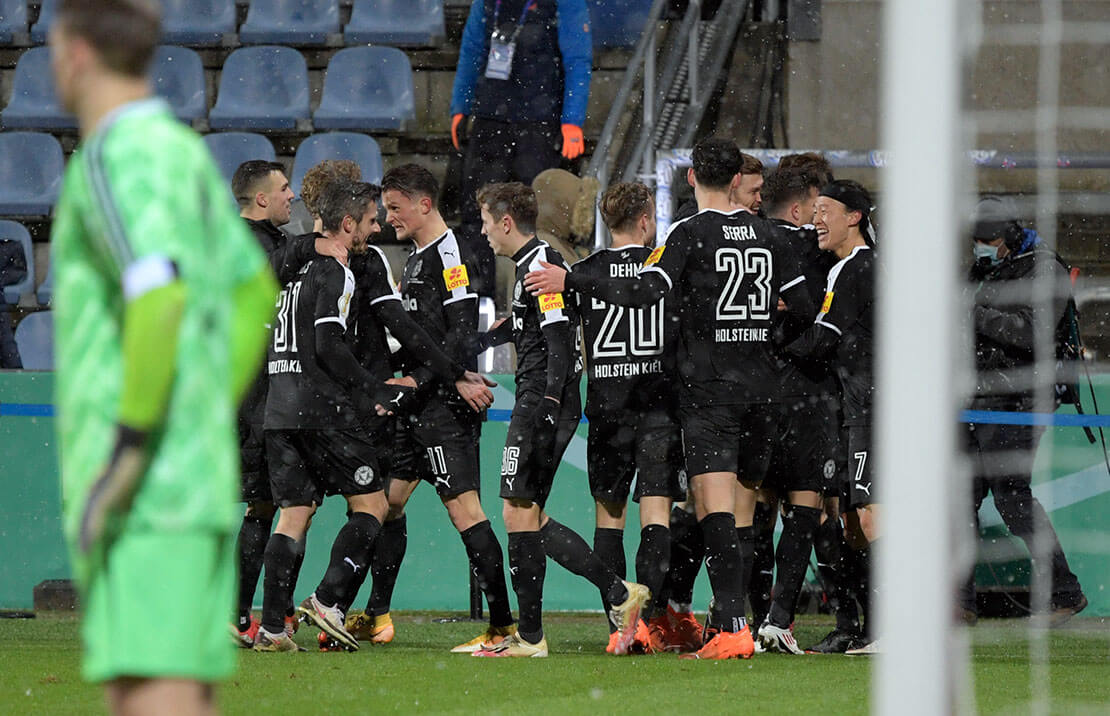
[443, 264, 470, 291]
[643, 246, 665, 266]
[539, 292, 565, 313]
[821, 291, 834, 314]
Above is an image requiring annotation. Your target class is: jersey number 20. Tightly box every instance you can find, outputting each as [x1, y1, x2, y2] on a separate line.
[590, 298, 665, 359]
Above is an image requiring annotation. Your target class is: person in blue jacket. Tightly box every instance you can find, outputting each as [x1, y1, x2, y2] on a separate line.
[450, 0, 593, 297]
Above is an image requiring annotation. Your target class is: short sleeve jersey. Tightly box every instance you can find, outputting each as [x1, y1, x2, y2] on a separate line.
[398, 230, 479, 400]
[768, 219, 839, 399]
[815, 245, 875, 425]
[52, 99, 267, 540]
[349, 246, 404, 382]
[573, 246, 673, 416]
[639, 208, 806, 406]
[510, 237, 583, 393]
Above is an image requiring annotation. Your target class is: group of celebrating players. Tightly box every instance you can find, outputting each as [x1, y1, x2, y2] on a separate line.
[227, 135, 879, 662]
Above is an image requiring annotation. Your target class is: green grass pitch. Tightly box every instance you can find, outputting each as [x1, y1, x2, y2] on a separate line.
[2, 613, 1108, 714]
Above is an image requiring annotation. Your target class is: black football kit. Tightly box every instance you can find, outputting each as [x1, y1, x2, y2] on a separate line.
[573, 245, 684, 504]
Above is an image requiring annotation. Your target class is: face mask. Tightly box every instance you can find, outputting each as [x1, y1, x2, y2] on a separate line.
[973, 242, 1001, 265]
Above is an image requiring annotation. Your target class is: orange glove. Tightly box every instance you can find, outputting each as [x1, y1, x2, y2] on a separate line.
[451, 114, 467, 151]
[561, 124, 584, 160]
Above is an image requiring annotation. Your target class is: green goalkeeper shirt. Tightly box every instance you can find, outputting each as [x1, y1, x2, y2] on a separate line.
[52, 99, 266, 542]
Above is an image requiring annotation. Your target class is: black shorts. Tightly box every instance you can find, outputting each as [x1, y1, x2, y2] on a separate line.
[679, 402, 785, 483]
[845, 424, 874, 508]
[391, 400, 481, 499]
[500, 389, 581, 508]
[265, 427, 386, 508]
[238, 419, 271, 504]
[587, 408, 686, 504]
[764, 395, 839, 495]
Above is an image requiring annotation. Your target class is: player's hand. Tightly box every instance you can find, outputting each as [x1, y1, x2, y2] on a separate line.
[315, 237, 348, 263]
[524, 261, 567, 296]
[387, 376, 418, 389]
[531, 396, 561, 467]
[455, 371, 496, 412]
[451, 114, 467, 151]
[777, 298, 787, 312]
[79, 426, 148, 554]
[372, 383, 415, 416]
[561, 124, 584, 160]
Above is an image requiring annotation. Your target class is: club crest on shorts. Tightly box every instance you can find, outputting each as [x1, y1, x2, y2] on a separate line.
[823, 459, 836, 480]
[354, 465, 374, 485]
[678, 469, 688, 493]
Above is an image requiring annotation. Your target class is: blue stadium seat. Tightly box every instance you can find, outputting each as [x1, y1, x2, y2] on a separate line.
[209, 46, 310, 130]
[36, 262, 52, 306]
[239, 0, 340, 46]
[203, 132, 278, 182]
[314, 47, 415, 131]
[0, 132, 63, 215]
[29, 0, 55, 44]
[14, 310, 52, 370]
[2, 46, 77, 130]
[0, 0, 29, 45]
[291, 133, 382, 197]
[588, 0, 654, 49]
[0, 220, 33, 305]
[162, 0, 237, 46]
[344, 0, 445, 47]
[150, 46, 207, 123]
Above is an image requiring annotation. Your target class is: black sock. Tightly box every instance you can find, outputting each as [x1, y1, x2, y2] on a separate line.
[852, 544, 872, 633]
[508, 531, 546, 643]
[700, 512, 746, 632]
[863, 539, 877, 632]
[366, 515, 407, 616]
[236, 511, 273, 626]
[636, 525, 670, 621]
[593, 527, 625, 633]
[813, 518, 860, 633]
[316, 513, 381, 609]
[542, 519, 626, 605]
[736, 525, 757, 621]
[262, 533, 299, 634]
[460, 520, 514, 628]
[747, 502, 775, 625]
[768, 505, 822, 628]
[667, 508, 704, 609]
[286, 535, 307, 618]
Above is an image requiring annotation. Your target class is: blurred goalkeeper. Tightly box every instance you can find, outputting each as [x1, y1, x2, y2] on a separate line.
[50, 1, 278, 713]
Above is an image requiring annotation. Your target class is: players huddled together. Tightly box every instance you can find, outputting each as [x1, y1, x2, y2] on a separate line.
[227, 136, 882, 661]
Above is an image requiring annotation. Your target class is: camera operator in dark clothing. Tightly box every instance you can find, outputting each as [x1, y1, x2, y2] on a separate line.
[960, 195, 1086, 625]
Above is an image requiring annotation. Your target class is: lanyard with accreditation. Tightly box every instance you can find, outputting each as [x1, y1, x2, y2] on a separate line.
[486, 0, 538, 80]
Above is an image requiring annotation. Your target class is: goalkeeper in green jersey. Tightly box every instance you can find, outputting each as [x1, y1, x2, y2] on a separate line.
[49, 1, 279, 713]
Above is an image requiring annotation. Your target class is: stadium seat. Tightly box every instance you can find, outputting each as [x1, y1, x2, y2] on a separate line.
[0, 132, 63, 215]
[36, 263, 52, 306]
[150, 46, 207, 123]
[29, 0, 55, 44]
[344, 0, 445, 47]
[203, 132, 278, 182]
[588, 0, 655, 49]
[209, 46, 310, 130]
[0, 0, 29, 45]
[162, 0, 237, 46]
[239, 0, 340, 46]
[291, 133, 383, 197]
[2, 46, 77, 130]
[14, 310, 52, 370]
[0, 220, 33, 305]
[313, 47, 415, 131]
